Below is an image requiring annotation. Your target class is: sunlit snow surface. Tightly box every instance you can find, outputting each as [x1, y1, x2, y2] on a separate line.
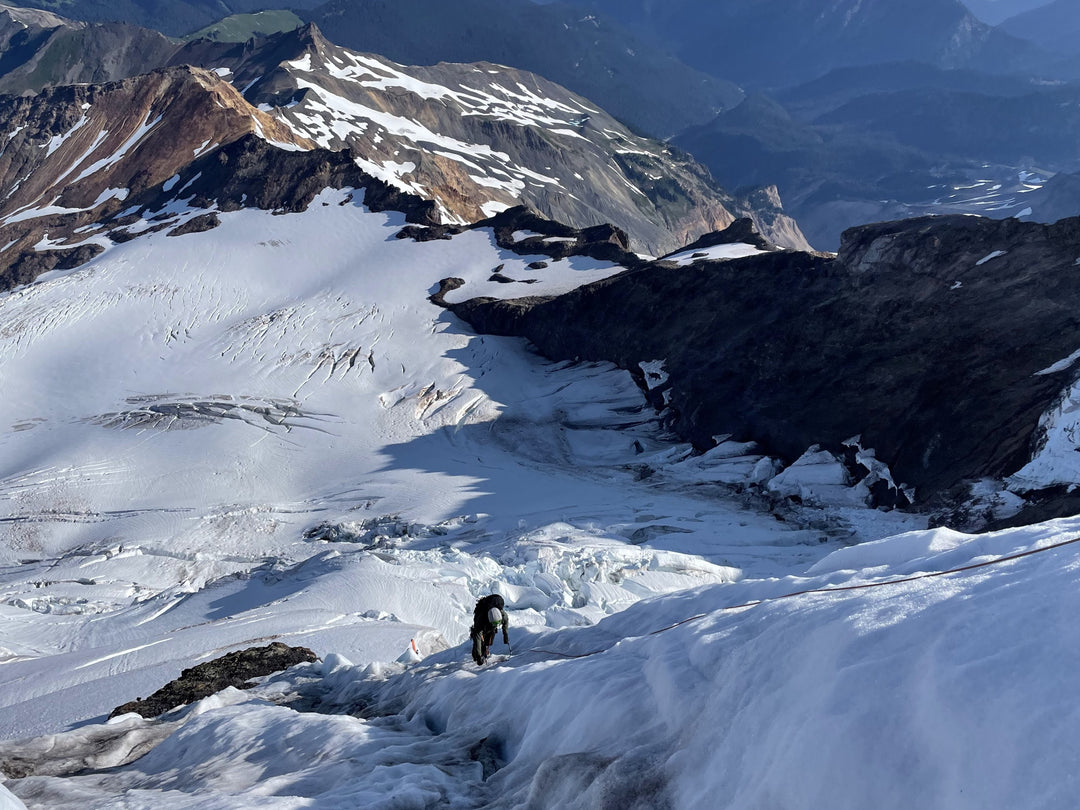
[661, 242, 765, 266]
[8, 522, 1080, 809]
[15, 191, 1069, 809]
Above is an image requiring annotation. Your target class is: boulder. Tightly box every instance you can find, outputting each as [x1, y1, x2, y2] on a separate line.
[109, 642, 318, 719]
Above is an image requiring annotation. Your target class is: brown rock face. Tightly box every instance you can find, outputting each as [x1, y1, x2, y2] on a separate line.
[0, 64, 444, 291]
[0, 65, 308, 217]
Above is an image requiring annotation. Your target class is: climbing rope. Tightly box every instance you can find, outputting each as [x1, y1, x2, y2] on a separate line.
[511, 531, 1080, 662]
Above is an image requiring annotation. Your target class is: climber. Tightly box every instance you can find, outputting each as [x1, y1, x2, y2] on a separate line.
[470, 593, 510, 665]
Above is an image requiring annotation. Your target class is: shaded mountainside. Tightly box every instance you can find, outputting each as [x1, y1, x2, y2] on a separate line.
[674, 70, 1080, 250]
[0, 4, 178, 94]
[964, 0, 1052, 25]
[816, 86, 1080, 166]
[562, 0, 1040, 90]
[775, 61, 1046, 120]
[447, 214, 1080, 501]
[2, 0, 325, 37]
[1022, 171, 1080, 223]
[999, 0, 1080, 55]
[184, 10, 303, 43]
[672, 92, 962, 251]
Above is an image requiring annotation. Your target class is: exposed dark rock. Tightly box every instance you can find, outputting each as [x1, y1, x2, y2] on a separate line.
[124, 134, 438, 226]
[0, 243, 104, 289]
[107, 228, 140, 244]
[167, 212, 220, 236]
[361, 176, 441, 227]
[449, 213, 1080, 501]
[395, 224, 465, 242]
[109, 221, 174, 243]
[429, 277, 466, 307]
[109, 642, 318, 719]
[473, 205, 644, 267]
[985, 486, 1080, 530]
[527, 261, 548, 270]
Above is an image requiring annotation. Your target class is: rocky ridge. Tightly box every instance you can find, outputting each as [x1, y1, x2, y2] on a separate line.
[445, 213, 1080, 514]
[0, 13, 810, 260]
[207, 24, 808, 256]
[300, 0, 745, 140]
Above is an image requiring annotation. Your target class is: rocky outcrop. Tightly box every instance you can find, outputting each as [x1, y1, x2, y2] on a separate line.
[479, 206, 643, 265]
[449, 213, 1080, 502]
[109, 642, 318, 719]
[658, 216, 776, 257]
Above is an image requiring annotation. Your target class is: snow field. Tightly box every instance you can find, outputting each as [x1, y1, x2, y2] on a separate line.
[8, 521, 1080, 808]
[0, 190, 920, 748]
[0, 190, 1077, 808]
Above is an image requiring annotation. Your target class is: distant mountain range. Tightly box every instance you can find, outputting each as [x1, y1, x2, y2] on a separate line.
[999, 0, 1080, 55]
[672, 62, 1080, 249]
[0, 0, 324, 37]
[0, 0, 745, 140]
[962, 0, 1053, 25]
[559, 0, 1039, 90]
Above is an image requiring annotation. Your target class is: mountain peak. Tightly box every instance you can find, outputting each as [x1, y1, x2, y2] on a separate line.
[0, 2, 78, 31]
[0, 64, 318, 289]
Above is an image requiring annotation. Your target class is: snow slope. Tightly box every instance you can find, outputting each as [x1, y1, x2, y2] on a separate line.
[0, 179, 1076, 809]
[0, 189, 921, 758]
[7, 520, 1080, 808]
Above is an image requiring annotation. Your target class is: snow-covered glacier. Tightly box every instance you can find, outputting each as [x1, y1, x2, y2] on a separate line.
[1, 191, 1076, 809]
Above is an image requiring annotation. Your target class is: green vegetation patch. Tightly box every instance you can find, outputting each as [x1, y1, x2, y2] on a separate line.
[183, 10, 302, 42]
